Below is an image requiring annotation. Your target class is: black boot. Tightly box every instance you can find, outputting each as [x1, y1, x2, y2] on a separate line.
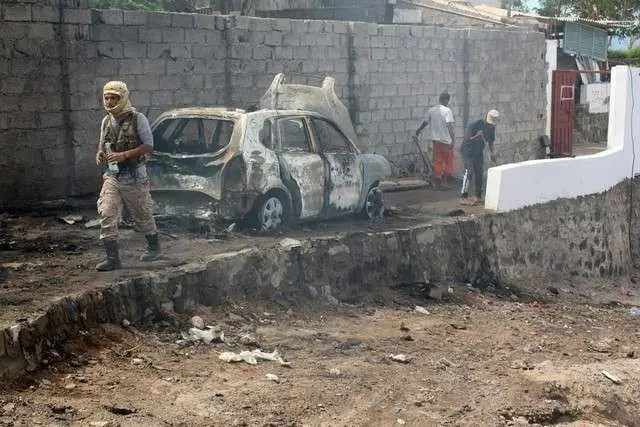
[140, 233, 160, 261]
[96, 240, 121, 271]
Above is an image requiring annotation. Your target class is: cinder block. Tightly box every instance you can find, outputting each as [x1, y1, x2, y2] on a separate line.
[192, 44, 214, 59]
[141, 59, 166, 75]
[264, 32, 282, 47]
[273, 46, 292, 60]
[169, 43, 191, 59]
[38, 112, 64, 128]
[119, 59, 144, 75]
[31, 5, 58, 22]
[123, 42, 147, 58]
[151, 91, 173, 105]
[185, 29, 207, 44]
[147, 43, 171, 59]
[282, 33, 300, 47]
[123, 10, 147, 25]
[63, 9, 91, 24]
[3, 3, 32, 21]
[133, 74, 160, 91]
[96, 42, 123, 58]
[92, 9, 123, 25]
[171, 13, 194, 28]
[162, 28, 184, 43]
[272, 18, 291, 32]
[194, 13, 216, 30]
[139, 28, 162, 43]
[252, 46, 271, 60]
[147, 12, 172, 28]
[1, 76, 27, 95]
[28, 23, 55, 39]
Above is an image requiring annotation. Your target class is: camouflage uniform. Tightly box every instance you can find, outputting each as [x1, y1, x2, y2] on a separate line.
[96, 81, 160, 271]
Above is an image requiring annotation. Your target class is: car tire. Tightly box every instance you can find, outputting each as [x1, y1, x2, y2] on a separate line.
[251, 193, 289, 232]
[362, 186, 385, 219]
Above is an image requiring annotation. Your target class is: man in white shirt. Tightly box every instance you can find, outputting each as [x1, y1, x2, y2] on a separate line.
[415, 92, 455, 187]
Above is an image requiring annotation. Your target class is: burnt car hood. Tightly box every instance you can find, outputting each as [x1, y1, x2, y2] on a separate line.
[260, 73, 360, 147]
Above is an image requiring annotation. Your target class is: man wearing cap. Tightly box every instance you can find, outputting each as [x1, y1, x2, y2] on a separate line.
[458, 109, 500, 206]
[415, 91, 455, 188]
[94, 80, 160, 271]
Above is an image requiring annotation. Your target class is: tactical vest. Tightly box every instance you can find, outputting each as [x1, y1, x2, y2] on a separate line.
[102, 112, 145, 170]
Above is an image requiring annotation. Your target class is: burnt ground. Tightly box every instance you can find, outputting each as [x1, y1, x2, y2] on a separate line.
[0, 186, 475, 330]
[1, 185, 640, 426]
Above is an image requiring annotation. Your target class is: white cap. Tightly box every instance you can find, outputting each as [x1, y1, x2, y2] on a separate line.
[486, 109, 500, 125]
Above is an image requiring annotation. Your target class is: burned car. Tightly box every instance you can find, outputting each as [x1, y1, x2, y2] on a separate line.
[147, 74, 392, 231]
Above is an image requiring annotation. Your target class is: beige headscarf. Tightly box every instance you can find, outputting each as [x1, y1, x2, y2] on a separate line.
[103, 80, 135, 117]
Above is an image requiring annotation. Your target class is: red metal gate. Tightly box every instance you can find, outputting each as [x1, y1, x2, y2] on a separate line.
[551, 70, 577, 157]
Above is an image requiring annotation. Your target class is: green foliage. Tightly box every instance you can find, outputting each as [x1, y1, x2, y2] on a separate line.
[536, 0, 640, 19]
[500, 0, 530, 13]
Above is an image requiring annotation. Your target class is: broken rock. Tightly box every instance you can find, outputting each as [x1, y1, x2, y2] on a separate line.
[265, 373, 280, 383]
[389, 354, 411, 364]
[105, 404, 136, 415]
[190, 316, 205, 330]
[219, 349, 290, 366]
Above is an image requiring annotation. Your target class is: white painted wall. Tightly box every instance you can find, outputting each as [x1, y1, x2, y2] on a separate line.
[545, 39, 558, 136]
[485, 66, 640, 212]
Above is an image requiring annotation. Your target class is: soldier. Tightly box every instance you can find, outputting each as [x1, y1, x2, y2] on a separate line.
[94, 81, 160, 271]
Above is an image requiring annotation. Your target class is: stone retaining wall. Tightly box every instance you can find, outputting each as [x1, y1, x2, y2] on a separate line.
[2, 177, 637, 380]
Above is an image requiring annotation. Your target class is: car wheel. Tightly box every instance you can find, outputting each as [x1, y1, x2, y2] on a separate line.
[362, 186, 385, 219]
[254, 194, 287, 231]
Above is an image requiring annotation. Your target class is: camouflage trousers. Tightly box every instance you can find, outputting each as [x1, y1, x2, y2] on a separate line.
[97, 176, 157, 240]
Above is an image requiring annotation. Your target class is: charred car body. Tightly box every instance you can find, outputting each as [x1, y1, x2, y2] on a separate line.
[147, 74, 392, 231]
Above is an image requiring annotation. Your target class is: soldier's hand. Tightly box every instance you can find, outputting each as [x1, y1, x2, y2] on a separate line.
[95, 151, 105, 165]
[106, 152, 126, 163]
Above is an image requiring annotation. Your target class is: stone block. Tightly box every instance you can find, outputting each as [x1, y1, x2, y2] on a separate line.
[147, 12, 172, 28]
[96, 42, 123, 59]
[92, 9, 123, 25]
[274, 46, 292, 60]
[38, 112, 64, 128]
[147, 43, 171, 59]
[133, 74, 161, 91]
[272, 18, 291, 32]
[264, 32, 282, 47]
[3, 3, 32, 21]
[194, 13, 216, 30]
[139, 28, 162, 43]
[185, 29, 207, 44]
[31, 5, 58, 22]
[170, 43, 191, 59]
[282, 33, 300, 47]
[28, 23, 55, 39]
[253, 46, 271, 60]
[119, 59, 144, 75]
[172, 13, 194, 28]
[123, 42, 147, 58]
[192, 44, 214, 59]
[63, 9, 91, 24]
[162, 28, 184, 43]
[140, 59, 166, 75]
[151, 91, 173, 105]
[123, 10, 147, 25]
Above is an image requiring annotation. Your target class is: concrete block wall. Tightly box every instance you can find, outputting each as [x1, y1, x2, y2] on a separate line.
[0, 3, 547, 208]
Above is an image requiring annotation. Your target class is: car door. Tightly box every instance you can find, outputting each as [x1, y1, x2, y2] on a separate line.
[275, 116, 325, 220]
[310, 117, 364, 215]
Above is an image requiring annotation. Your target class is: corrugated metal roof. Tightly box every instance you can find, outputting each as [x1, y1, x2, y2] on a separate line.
[533, 16, 634, 29]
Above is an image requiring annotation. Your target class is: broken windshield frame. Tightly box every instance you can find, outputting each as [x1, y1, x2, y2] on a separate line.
[153, 117, 236, 156]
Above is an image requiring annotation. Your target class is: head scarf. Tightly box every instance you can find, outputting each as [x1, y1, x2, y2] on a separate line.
[486, 109, 500, 125]
[103, 80, 134, 117]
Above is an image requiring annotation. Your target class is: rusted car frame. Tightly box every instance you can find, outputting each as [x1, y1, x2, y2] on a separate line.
[147, 75, 391, 230]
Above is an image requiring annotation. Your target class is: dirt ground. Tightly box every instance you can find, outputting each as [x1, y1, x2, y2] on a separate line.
[0, 286, 639, 427]
[0, 186, 480, 329]
[2, 186, 640, 426]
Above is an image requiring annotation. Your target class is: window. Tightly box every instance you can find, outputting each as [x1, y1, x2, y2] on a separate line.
[278, 118, 310, 152]
[312, 119, 353, 153]
[259, 120, 273, 149]
[153, 118, 234, 155]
